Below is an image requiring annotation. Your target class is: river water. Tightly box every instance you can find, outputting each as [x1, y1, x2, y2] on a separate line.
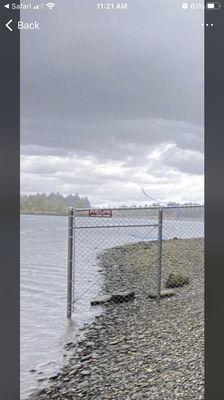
[21, 215, 100, 399]
[20, 213, 204, 399]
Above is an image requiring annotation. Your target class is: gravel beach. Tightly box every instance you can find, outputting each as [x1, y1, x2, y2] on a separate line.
[33, 238, 204, 400]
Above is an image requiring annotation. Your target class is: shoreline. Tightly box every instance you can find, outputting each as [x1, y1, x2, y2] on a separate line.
[20, 212, 67, 217]
[31, 238, 204, 400]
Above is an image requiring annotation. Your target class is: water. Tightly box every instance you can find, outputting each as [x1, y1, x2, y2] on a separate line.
[20, 215, 100, 399]
[21, 213, 204, 399]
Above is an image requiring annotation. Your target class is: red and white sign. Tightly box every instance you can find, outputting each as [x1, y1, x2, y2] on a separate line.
[89, 209, 112, 218]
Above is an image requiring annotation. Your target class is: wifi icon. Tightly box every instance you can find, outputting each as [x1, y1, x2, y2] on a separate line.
[46, 2, 55, 10]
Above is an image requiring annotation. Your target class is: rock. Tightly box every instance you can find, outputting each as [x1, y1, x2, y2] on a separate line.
[160, 289, 175, 298]
[76, 348, 83, 354]
[80, 370, 91, 376]
[111, 291, 135, 303]
[68, 365, 81, 376]
[91, 292, 135, 305]
[148, 289, 175, 299]
[64, 341, 75, 349]
[146, 368, 154, 373]
[91, 295, 112, 306]
[51, 394, 59, 399]
[31, 239, 203, 399]
[165, 273, 189, 288]
[81, 354, 92, 362]
[109, 339, 122, 345]
[86, 341, 94, 347]
[49, 374, 59, 381]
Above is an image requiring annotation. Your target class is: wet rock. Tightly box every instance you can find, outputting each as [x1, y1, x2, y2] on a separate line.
[49, 374, 59, 381]
[91, 295, 112, 306]
[64, 341, 75, 349]
[111, 291, 135, 303]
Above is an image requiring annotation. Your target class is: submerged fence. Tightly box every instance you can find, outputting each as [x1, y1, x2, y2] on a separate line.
[67, 205, 204, 318]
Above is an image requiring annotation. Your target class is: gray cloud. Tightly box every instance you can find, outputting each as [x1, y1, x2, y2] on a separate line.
[21, 117, 203, 159]
[161, 145, 204, 175]
[21, 0, 204, 205]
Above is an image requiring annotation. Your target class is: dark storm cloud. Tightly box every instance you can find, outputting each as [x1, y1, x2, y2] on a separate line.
[21, 0, 203, 145]
[21, 117, 203, 158]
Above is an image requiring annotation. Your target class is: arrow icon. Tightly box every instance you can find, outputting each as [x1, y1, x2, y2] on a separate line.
[6, 19, 13, 31]
[4, 4, 10, 8]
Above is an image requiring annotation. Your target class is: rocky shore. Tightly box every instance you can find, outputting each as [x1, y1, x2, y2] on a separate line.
[32, 238, 204, 400]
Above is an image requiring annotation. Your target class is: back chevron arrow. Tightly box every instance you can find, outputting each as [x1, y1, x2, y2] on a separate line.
[6, 19, 13, 31]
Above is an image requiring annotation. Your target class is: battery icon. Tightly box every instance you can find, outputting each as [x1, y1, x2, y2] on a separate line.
[206, 2, 221, 9]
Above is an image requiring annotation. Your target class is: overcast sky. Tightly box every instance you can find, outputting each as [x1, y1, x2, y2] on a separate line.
[21, 0, 204, 207]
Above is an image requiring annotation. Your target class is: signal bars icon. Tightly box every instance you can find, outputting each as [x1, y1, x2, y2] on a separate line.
[33, 2, 55, 10]
[33, 3, 44, 10]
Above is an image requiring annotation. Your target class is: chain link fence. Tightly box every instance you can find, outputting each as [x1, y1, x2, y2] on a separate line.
[62, 206, 205, 399]
[161, 207, 204, 299]
[63, 205, 205, 399]
[67, 205, 204, 317]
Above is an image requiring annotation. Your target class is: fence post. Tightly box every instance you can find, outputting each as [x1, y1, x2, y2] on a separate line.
[156, 209, 163, 303]
[67, 207, 74, 318]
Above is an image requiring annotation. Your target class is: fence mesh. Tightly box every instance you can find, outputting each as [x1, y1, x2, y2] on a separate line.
[63, 206, 205, 399]
[160, 207, 204, 297]
[71, 206, 204, 312]
[72, 207, 160, 317]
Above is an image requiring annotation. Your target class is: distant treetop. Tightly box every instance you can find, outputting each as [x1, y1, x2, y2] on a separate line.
[20, 192, 91, 215]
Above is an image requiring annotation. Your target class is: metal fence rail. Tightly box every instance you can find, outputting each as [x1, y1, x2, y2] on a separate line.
[67, 205, 204, 318]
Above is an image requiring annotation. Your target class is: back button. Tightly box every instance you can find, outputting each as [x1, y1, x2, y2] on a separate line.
[5, 19, 13, 31]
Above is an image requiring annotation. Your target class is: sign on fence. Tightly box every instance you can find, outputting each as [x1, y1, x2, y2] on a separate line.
[89, 209, 112, 218]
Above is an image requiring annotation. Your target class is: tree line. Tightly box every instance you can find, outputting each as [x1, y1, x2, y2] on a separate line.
[20, 193, 91, 215]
